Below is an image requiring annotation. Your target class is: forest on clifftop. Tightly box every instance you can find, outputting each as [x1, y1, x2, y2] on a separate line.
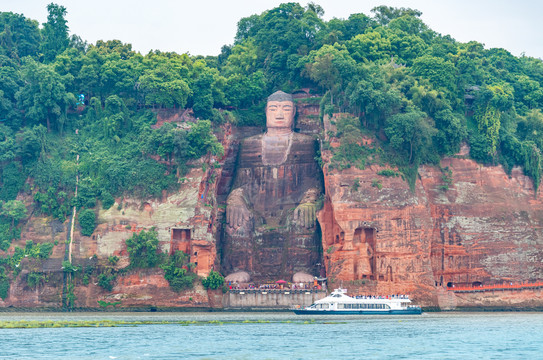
[1, 2, 543, 257]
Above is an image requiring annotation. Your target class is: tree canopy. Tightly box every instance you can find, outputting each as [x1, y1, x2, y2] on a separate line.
[0, 0, 543, 231]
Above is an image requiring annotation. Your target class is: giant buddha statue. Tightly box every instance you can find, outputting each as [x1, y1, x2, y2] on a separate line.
[223, 91, 323, 280]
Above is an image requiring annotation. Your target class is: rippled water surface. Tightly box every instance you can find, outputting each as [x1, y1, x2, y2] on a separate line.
[1, 312, 542, 359]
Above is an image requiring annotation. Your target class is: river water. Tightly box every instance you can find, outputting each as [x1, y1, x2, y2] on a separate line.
[1, 312, 542, 359]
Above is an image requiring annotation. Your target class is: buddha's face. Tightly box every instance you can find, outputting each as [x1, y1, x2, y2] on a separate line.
[266, 100, 295, 129]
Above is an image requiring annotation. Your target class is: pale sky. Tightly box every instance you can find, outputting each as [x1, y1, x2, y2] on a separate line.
[3, 0, 543, 59]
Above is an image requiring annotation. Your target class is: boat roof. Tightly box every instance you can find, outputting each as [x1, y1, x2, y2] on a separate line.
[314, 289, 412, 304]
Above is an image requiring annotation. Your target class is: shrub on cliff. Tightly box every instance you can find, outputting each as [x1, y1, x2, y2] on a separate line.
[202, 270, 225, 290]
[26, 272, 46, 289]
[100, 192, 115, 210]
[160, 251, 196, 292]
[98, 272, 116, 292]
[126, 228, 161, 268]
[0, 267, 9, 300]
[78, 209, 96, 237]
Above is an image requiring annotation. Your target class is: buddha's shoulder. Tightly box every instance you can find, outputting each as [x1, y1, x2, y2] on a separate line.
[243, 133, 264, 142]
[242, 132, 314, 142]
[241, 134, 264, 148]
[292, 132, 315, 143]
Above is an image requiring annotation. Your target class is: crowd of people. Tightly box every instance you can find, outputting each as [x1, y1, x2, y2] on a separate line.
[227, 282, 325, 291]
[353, 294, 409, 299]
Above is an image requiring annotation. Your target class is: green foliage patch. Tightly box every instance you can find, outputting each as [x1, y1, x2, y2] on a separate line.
[202, 270, 225, 290]
[160, 251, 196, 292]
[78, 209, 96, 236]
[126, 228, 161, 268]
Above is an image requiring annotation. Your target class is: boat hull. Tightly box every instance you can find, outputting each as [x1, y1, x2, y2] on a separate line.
[292, 308, 422, 315]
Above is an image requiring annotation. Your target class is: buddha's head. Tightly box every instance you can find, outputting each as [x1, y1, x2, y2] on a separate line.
[266, 91, 295, 131]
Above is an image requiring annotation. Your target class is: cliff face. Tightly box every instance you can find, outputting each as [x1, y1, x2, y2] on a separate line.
[0, 119, 231, 309]
[3, 108, 543, 310]
[317, 114, 543, 307]
[422, 155, 543, 285]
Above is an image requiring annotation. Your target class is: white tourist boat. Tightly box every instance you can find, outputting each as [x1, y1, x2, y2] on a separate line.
[292, 288, 422, 315]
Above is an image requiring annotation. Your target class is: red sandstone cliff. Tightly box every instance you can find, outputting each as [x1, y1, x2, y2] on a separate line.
[317, 114, 543, 308]
[3, 107, 543, 310]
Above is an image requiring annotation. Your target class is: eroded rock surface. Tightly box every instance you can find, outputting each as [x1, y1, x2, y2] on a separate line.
[317, 114, 543, 307]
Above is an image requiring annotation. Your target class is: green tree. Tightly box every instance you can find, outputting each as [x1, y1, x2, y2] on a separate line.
[1, 200, 27, 228]
[385, 110, 437, 164]
[97, 271, 116, 291]
[41, 3, 70, 62]
[15, 126, 43, 164]
[192, 68, 214, 119]
[474, 83, 514, 156]
[304, 44, 357, 105]
[0, 61, 23, 129]
[202, 270, 225, 290]
[433, 109, 467, 155]
[16, 58, 72, 132]
[160, 250, 196, 292]
[0, 266, 9, 300]
[186, 120, 224, 159]
[411, 55, 457, 100]
[346, 30, 392, 63]
[138, 65, 191, 108]
[371, 6, 422, 25]
[78, 209, 96, 236]
[0, 162, 25, 201]
[225, 71, 267, 108]
[345, 65, 402, 129]
[0, 12, 41, 59]
[126, 228, 161, 268]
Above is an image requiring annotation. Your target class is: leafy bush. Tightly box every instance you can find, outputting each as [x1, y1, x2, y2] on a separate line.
[377, 169, 399, 177]
[0, 162, 26, 201]
[62, 260, 81, 274]
[33, 187, 71, 221]
[126, 228, 161, 268]
[78, 209, 96, 236]
[101, 191, 115, 210]
[371, 179, 382, 190]
[97, 272, 116, 291]
[351, 178, 360, 192]
[26, 272, 46, 288]
[24, 241, 54, 259]
[202, 270, 225, 290]
[439, 167, 453, 191]
[97, 300, 121, 308]
[0, 267, 9, 300]
[160, 251, 196, 292]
